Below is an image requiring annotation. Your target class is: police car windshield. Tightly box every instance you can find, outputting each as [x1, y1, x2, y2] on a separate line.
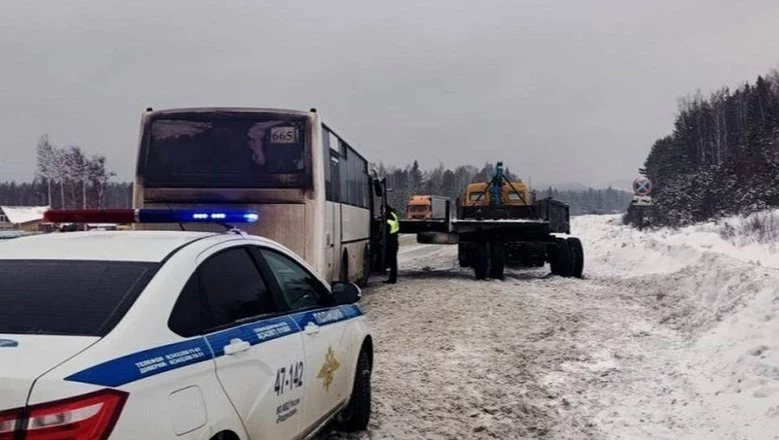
[140, 113, 310, 189]
[0, 260, 158, 337]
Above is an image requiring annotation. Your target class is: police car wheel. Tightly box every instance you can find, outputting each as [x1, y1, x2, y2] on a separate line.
[338, 349, 371, 432]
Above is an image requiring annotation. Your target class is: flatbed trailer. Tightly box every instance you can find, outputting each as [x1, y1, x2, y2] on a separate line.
[399, 198, 584, 280]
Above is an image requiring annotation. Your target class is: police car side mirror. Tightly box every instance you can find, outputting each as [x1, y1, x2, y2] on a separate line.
[331, 282, 361, 305]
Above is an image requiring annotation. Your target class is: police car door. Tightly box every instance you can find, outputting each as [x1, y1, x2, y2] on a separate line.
[257, 247, 351, 435]
[195, 245, 306, 439]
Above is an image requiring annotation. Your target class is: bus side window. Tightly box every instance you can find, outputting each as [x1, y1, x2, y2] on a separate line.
[323, 128, 332, 200]
[323, 127, 340, 202]
[330, 153, 340, 202]
[337, 143, 369, 209]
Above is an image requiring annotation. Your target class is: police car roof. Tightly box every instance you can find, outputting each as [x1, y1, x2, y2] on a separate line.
[0, 230, 224, 262]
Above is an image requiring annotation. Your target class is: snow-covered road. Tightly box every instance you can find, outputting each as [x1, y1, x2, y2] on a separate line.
[322, 213, 779, 440]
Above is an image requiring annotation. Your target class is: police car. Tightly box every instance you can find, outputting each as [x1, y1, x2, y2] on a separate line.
[0, 209, 373, 440]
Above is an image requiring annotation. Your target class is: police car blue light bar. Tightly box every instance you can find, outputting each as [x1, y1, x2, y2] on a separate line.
[44, 209, 259, 224]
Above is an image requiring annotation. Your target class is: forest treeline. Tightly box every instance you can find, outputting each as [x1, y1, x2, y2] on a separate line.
[633, 71, 779, 226]
[1, 137, 631, 216]
[0, 135, 126, 209]
[378, 161, 632, 216]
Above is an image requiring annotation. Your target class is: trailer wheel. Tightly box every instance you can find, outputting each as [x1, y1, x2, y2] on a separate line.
[473, 243, 489, 280]
[549, 241, 561, 275]
[458, 244, 470, 267]
[550, 238, 572, 277]
[567, 237, 584, 278]
[489, 241, 505, 280]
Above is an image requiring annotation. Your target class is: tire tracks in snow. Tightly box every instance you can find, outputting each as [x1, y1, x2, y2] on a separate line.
[320, 243, 777, 439]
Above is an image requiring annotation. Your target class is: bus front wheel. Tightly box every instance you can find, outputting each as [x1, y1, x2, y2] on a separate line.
[358, 245, 370, 287]
[341, 252, 349, 283]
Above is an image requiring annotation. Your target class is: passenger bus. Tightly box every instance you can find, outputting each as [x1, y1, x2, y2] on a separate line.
[133, 107, 387, 285]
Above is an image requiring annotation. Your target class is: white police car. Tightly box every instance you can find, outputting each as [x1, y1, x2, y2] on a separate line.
[0, 209, 373, 440]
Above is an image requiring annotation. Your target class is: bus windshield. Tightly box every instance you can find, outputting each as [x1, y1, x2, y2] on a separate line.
[139, 113, 311, 188]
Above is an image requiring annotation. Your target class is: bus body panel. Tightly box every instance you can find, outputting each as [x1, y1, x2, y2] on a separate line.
[132, 107, 381, 284]
[133, 198, 321, 274]
[339, 203, 371, 282]
[341, 204, 370, 244]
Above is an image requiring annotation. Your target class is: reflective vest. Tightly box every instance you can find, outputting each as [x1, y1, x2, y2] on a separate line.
[387, 212, 400, 235]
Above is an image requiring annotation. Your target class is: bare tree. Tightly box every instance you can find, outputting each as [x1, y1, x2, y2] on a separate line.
[35, 135, 56, 206]
[88, 154, 115, 208]
[50, 147, 69, 208]
[63, 146, 89, 209]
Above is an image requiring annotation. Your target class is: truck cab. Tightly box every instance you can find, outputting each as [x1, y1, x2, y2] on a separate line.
[406, 195, 432, 219]
[462, 181, 532, 207]
[405, 195, 449, 220]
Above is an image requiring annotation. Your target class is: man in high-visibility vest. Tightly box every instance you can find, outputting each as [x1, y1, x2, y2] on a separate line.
[384, 205, 400, 284]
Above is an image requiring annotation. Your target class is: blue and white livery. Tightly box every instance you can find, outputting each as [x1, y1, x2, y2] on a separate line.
[0, 209, 373, 440]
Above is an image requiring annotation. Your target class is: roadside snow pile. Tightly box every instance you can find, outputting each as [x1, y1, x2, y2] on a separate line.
[574, 212, 778, 335]
[570, 213, 779, 438]
[573, 211, 779, 276]
[571, 215, 701, 277]
[613, 253, 774, 335]
[684, 282, 779, 438]
[712, 209, 779, 247]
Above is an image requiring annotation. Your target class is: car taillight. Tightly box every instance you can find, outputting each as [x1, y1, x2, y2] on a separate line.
[0, 389, 128, 440]
[0, 408, 21, 440]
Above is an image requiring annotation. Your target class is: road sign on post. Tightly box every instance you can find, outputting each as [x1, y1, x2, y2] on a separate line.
[631, 195, 653, 206]
[633, 176, 652, 196]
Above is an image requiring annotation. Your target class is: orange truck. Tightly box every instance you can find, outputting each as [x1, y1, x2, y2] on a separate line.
[405, 195, 449, 220]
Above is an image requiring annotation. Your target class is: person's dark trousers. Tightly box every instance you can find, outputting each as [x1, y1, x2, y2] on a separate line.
[385, 235, 399, 283]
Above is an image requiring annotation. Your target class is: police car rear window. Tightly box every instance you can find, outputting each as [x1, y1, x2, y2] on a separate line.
[0, 260, 158, 336]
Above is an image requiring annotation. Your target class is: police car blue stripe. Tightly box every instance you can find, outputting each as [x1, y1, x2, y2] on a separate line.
[206, 315, 298, 357]
[64, 305, 363, 387]
[65, 338, 214, 388]
[293, 303, 364, 328]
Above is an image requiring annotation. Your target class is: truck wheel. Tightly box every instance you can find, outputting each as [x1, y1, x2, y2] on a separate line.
[550, 238, 572, 277]
[473, 243, 489, 280]
[488, 241, 505, 280]
[567, 237, 584, 278]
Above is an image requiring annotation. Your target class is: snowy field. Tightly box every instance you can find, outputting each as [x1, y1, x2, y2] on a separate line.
[321, 212, 779, 440]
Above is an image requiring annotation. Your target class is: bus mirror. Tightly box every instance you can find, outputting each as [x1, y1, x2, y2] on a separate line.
[331, 282, 361, 304]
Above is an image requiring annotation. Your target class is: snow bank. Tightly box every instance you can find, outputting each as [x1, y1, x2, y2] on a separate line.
[686, 282, 779, 438]
[574, 211, 779, 276]
[571, 215, 702, 277]
[569, 213, 779, 439]
[0, 206, 49, 225]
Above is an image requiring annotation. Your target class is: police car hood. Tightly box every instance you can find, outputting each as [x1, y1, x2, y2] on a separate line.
[0, 334, 97, 409]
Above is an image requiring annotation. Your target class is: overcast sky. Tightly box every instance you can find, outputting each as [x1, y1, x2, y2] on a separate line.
[1, 0, 778, 189]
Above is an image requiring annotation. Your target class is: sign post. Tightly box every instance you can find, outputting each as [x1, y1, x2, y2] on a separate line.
[629, 176, 654, 228]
